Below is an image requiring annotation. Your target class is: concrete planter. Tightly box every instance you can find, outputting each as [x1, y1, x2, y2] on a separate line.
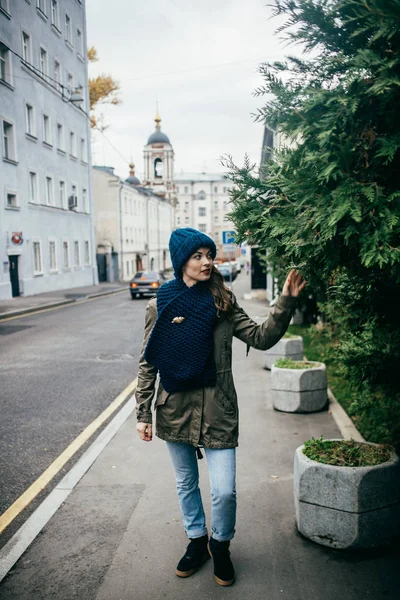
[271, 361, 327, 413]
[294, 443, 400, 549]
[264, 336, 304, 370]
[291, 309, 304, 325]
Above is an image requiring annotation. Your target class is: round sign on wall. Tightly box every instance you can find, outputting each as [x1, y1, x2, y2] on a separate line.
[11, 233, 23, 245]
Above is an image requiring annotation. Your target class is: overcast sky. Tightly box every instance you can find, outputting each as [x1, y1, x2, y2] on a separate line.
[86, 0, 292, 180]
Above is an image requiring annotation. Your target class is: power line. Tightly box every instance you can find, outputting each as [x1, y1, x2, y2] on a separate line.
[6, 41, 280, 90]
[93, 127, 131, 166]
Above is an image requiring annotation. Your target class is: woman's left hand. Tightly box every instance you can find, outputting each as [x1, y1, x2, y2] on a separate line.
[282, 269, 306, 297]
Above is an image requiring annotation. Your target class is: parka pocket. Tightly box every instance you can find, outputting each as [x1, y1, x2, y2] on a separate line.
[215, 370, 238, 416]
[155, 388, 170, 407]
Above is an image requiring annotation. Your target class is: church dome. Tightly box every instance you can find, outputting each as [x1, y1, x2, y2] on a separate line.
[147, 108, 171, 145]
[126, 163, 140, 186]
[126, 175, 141, 185]
[147, 130, 170, 144]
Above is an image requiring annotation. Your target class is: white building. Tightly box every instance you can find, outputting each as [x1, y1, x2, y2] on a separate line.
[93, 165, 174, 282]
[0, 0, 96, 300]
[174, 174, 237, 260]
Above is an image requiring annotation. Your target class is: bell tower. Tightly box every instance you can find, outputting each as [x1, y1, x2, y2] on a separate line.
[143, 107, 174, 202]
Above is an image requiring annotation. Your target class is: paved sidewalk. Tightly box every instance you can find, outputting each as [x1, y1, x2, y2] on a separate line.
[0, 282, 127, 320]
[0, 277, 398, 599]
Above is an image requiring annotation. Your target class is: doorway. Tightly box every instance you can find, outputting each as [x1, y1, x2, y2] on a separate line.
[9, 255, 20, 297]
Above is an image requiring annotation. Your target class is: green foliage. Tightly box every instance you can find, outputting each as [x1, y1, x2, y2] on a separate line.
[225, 0, 400, 445]
[275, 358, 317, 368]
[302, 437, 392, 467]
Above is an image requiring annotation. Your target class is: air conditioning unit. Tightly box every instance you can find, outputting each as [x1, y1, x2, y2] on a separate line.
[68, 195, 78, 210]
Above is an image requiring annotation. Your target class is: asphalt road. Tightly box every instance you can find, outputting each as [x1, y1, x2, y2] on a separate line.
[0, 291, 149, 547]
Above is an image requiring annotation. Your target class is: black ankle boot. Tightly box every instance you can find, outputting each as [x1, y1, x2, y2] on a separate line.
[208, 537, 235, 586]
[176, 534, 210, 577]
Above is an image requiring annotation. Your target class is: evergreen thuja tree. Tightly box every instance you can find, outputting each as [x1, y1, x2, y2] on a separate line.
[225, 0, 400, 445]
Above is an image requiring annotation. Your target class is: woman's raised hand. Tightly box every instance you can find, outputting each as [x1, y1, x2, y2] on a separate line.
[137, 422, 153, 442]
[282, 269, 306, 297]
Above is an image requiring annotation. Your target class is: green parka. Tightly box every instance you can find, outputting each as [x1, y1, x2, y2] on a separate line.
[136, 293, 297, 449]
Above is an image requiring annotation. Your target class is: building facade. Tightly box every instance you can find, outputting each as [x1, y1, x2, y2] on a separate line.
[93, 166, 174, 282]
[174, 174, 237, 260]
[0, 0, 96, 300]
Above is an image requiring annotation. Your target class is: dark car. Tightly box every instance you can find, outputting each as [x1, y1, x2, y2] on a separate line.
[216, 264, 237, 282]
[130, 271, 166, 299]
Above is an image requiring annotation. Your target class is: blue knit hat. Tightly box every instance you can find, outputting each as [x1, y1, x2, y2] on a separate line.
[169, 228, 217, 278]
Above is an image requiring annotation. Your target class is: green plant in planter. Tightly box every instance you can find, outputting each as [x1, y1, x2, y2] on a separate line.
[275, 358, 317, 369]
[303, 436, 392, 467]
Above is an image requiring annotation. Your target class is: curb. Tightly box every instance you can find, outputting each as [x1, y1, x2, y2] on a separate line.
[328, 387, 365, 442]
[302, 353, 365, 442]
[0, 288, 127, 321]
[0, 394, 136, 583]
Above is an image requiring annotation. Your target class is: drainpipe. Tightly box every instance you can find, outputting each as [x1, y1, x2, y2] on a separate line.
[146, 196, 150, 271]
[82, 15, 97, 286]
[119, 183, 124, 281]
[157, 201, 160, 270]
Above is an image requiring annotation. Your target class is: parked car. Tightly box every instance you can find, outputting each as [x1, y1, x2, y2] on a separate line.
[130, 271, 166, 299]
[216, 263, 237, 282]
[234, 261, 242, 274]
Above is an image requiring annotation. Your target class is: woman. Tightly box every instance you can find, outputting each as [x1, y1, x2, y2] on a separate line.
[136, 227, 305, 587]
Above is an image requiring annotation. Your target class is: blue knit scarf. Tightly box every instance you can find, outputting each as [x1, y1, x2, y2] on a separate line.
[144, 278, 217, 393]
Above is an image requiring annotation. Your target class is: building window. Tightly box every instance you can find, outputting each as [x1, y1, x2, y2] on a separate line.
[84, 241, 90, 265]
[184, 186, 189, 194]
[22, 32, 32, 64]
[56, 122, 64, 150]
[49, 240, 57, 271]
[3, 121, 16, 162]
[59, 180, 65, 208]
[29, 171, 38, 203]
[25, 104, 36, 137]
[40, 47, 48, 77]
[6, 192, 18, 208]
[74, 241, 80, 267]
[185, 216, 189, 224]
[46, 176, 53, 205]
[214, 186, 218, 193]
[37, 0, 47, 16]
[0, 1, 10, 16]
[63, 241, 69, 268]
[54, 60, 61, 86]
[71, 184, 77, 208]
[80, 137, 86, 162]
[51, 0, 59, 29]
[214, 215, 219, 224]
[65, 14, 72, 44]
[198, 207, 206, 217]
[176, 186, 179, 193]
[177, 216, 181, 225]
[0, 42, 12, 86]
[214, 200, 218, 209]
[82, 188, 87, 212]
[76, 29, 83, 56]
[198, 191, 206, 200]
[43, 114, 52, 145]
[33, 241, 43, 274]
[199, 224, 207, 233]
[184, 201, 189, 210]
[66, 72, 73, 93]
[69, 131, 76, 156]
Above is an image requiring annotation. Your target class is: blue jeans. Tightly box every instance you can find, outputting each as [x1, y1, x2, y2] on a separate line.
[166, 441, 236, 542]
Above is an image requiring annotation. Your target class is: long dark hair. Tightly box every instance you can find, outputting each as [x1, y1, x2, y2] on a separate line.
[207, 266, 234, 317]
